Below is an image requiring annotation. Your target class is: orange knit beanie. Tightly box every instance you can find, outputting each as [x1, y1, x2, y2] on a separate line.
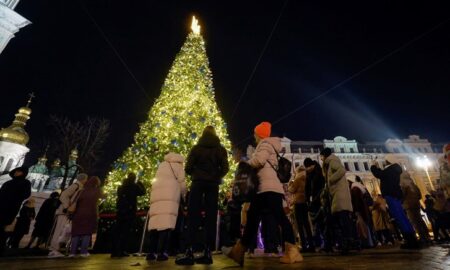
[254, 122, 271, 139]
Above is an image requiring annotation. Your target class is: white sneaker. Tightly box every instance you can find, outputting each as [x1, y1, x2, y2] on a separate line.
[48, 250, 65, 258]
[80, 253, 90, 258]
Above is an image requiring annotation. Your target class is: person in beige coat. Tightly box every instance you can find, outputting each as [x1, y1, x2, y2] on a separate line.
[48, 173, 88, 258]
[320, 148, 353, 254]
[225, 122, 302, 266]
[288, 166, 314, 252]
[400, 171, 430, 243]
[147, 152, 186, 261]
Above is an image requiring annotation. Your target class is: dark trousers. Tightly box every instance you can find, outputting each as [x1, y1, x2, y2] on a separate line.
[384, 196, 415, 235]
[261, 212, 281, 252]
[295, 203, 314, 249]
[242, 192, 295, 247]
[376, 229, 394, 244]
[111, 218, 133, 255]
[0, 226, 6, 255]
[8, 232, 25, 248]
[332, 210, 353, 248]
[148, 229, 171, 254]
[186, 182, 219, 250]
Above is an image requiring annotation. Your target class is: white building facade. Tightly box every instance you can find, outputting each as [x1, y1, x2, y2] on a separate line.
[247, 135, 444, 198]
[0, 0, 30, 54]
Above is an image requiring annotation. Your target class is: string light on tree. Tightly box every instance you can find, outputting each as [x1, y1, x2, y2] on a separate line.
[103, 16, 235, 211]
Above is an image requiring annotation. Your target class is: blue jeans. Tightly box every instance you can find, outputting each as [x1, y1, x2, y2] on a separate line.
[384, 196, 415, 234]
[70, 235, 91, 255]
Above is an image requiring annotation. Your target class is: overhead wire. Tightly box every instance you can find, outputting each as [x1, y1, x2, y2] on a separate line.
[78, 0, 150, 100]
[235, 17, 450, 146]
[230, 0, 290, 120]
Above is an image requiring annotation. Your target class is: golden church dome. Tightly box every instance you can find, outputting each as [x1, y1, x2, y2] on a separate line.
[0, 94, 34, 146]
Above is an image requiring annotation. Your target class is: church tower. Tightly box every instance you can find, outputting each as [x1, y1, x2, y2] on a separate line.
[0, 0, 31, 54]
[0, 93, 33, 174]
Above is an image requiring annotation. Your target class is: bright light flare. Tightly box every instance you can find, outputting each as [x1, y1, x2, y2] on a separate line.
[191, 16, 201, 34]
[416, 156, 431, 169]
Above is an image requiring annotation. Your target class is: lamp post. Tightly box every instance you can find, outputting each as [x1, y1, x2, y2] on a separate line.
[416, 156, 435, 191]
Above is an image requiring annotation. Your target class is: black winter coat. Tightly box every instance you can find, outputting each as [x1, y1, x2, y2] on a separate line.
[32, 198, 60, 238]
[0, 177, 31, 226]
[116, 181, 146, 220]
[305, 161, 325, 212]
[185, 133, 229, 184]
[370, 163, 403, 199]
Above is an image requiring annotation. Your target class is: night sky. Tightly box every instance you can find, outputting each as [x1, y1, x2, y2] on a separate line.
[1, 0, 449, 175]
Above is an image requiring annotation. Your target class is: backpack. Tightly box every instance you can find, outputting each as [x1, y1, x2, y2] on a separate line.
[267, 144, 292, 183]
[232, 162, 258, 203]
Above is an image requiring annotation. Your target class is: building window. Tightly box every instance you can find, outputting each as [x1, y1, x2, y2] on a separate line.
[350, 148, 354, 153]
[340, 148, 345, 153]
[354, 162, 360, 171]
[344, 162, 350, 171]
[363, 162, 369, 171]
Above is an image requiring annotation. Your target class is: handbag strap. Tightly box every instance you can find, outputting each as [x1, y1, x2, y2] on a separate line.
[168, 162, 178, 181]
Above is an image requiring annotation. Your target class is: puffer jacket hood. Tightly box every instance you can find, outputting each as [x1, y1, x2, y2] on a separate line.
[197, 132, 221, 148]
[164, 152, 185, 163]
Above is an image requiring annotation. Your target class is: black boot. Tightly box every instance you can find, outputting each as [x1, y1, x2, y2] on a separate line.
[175, 248, 194, 265]
[195, 248, 213, 265]
[400, 233, 422, 250]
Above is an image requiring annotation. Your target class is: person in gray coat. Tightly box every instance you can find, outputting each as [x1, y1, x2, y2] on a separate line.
[320, 148, 353, 254]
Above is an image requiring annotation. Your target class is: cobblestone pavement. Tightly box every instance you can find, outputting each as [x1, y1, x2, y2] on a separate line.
[0, 245, 449, 270]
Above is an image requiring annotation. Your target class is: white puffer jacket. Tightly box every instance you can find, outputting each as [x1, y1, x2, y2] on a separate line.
[148, 153, 186, 231]
[248, 137, 285, 195]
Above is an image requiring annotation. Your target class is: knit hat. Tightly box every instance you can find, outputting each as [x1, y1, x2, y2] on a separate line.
[384, 154, 398, 165]
[254, 122, 271, 139]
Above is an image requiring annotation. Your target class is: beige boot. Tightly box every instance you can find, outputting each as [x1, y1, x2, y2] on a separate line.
[280, 242, 303, 264]
[225, 240, 246, 267]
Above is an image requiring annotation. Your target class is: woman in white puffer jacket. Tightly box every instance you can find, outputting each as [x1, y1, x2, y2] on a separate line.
[147, 152, 186, 261]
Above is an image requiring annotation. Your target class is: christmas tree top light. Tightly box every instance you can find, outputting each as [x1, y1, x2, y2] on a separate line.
[191, 16, 201, 35]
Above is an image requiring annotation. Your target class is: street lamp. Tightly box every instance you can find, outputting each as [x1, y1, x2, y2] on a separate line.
[416, 156, 435, 191]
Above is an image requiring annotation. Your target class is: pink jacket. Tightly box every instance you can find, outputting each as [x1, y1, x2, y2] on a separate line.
[248, 137, 284, 195]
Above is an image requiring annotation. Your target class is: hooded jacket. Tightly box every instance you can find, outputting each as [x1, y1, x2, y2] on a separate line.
[323, 154, 353, 214]
[370, 163, 403, 199]
[185, 133, 229, 184]
[149, 153, 187, 231]
[248, 137, 284, 194]
[0, 170, 31, 226]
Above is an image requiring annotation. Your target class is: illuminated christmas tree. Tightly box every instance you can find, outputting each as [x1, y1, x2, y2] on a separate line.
[103, 17, 235, 210]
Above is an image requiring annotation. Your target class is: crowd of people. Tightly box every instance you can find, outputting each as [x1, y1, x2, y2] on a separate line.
[0, 123, 449, 267]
